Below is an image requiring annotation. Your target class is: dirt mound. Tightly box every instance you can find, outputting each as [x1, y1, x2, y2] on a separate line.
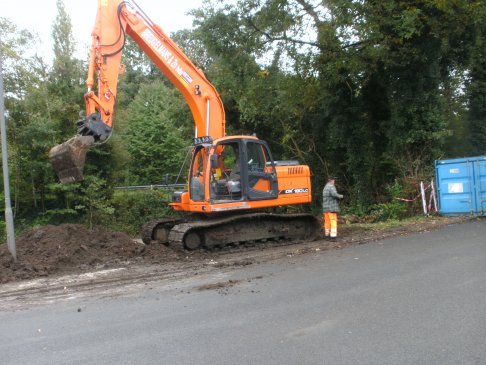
[0, 216, 471, 285]
[0, 224, 185, 283]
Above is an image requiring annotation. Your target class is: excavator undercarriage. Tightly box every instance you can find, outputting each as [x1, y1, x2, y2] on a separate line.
[142, 213, 320, 250]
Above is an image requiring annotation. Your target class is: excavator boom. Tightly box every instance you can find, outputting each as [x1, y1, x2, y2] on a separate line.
[50, 0, 225, 182]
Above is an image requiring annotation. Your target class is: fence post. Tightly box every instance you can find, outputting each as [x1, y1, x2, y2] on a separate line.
[420, 181, 427, 215]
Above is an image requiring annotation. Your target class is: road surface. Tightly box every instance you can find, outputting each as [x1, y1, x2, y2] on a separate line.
[1, 218, 485, 364]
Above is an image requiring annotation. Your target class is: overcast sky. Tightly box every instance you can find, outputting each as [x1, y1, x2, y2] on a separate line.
[1, 0, 203, 61]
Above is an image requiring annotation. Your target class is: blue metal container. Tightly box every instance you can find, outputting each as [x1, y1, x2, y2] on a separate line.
[435, 156, 486, 216]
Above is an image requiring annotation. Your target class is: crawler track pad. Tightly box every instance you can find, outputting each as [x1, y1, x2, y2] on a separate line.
[49, 135, 95, 183]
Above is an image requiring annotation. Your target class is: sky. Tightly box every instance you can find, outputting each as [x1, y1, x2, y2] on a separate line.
[0, 0, 203, 61]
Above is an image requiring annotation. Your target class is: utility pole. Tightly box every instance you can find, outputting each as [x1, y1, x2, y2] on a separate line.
[0, 40, 17, 261]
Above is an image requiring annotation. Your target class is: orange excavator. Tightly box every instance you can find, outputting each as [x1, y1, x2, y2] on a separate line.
[49, 0, 319, 249]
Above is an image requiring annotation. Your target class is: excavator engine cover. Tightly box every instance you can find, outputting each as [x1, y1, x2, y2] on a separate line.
[49, 135, 95, 183]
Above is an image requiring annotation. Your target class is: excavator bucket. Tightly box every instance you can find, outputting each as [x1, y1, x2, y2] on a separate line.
[49, 135, 95, 183]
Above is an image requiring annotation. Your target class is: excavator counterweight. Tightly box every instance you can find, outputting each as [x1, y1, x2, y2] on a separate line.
[49, 135, 95, 183]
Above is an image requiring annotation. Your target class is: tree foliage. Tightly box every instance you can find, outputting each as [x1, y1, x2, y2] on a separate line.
[467, 2, 486, 155]
[0, 0, 484, 233]
[120, 82, 192, 185]
[188, 0, 482, 209]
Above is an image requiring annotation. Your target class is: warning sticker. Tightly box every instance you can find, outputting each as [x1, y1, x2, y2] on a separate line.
[448, 183, 464, 193]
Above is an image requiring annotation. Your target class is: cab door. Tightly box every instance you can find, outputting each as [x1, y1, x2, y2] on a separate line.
[244, 141, 278, 200]
[209, 141, 243, 202]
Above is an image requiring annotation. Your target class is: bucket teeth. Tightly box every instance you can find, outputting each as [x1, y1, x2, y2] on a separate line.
[48, 135, 95, 183]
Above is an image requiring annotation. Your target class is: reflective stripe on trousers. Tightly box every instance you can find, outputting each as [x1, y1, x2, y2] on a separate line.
[322, 212, 338, 237]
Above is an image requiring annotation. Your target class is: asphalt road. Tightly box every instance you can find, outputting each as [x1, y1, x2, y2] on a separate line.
[1, 218, 485, 365]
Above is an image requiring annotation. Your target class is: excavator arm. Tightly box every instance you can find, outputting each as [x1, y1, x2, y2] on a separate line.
[50, 0, 225, 183]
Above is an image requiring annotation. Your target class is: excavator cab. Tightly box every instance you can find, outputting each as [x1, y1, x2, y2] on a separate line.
[177, 136, 280, 212]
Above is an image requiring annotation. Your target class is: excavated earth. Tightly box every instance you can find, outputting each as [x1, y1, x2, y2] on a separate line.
[0, 216, 471, 309]
[0, 224, 190, 284]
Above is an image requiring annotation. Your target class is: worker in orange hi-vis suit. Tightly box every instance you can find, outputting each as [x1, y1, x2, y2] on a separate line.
[322, 176, 344, 239]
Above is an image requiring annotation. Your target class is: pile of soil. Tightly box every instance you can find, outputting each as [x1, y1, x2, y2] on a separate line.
[0, 216, 471, 284]
[0, 224, 187, 283]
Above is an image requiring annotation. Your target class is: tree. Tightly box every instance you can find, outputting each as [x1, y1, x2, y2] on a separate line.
[0, 17, 34, 100]
[2, 2, 90, 221]
[467, 3, 486, 155]
[49, 0, 85, 138]
[0, 18, 51, 215]
[121, 82, 192, 185]
[187, 0, 479, 211]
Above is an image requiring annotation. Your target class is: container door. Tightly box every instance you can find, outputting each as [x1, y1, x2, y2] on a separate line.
[476, 159, 486, 215]
[436, 161, 474, 215]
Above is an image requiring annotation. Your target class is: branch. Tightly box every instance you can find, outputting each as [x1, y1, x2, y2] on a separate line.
[247, 18, 373, 51]
[247, 18, 322, 49]
[295, 0, 322, 27]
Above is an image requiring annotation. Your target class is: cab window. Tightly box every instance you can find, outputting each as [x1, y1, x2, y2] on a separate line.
[189, 147, 207, 201]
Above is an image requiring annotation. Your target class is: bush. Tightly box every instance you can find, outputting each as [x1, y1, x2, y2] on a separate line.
[110, 189, 175, 234]
[343, 180, 407, 222]
[0, 219, 5, 243]
[369, 180, 407, 221]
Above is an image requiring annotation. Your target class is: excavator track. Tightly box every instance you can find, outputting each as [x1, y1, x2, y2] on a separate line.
[141, 218, 182, 245]
[144, 213, 320, 251]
